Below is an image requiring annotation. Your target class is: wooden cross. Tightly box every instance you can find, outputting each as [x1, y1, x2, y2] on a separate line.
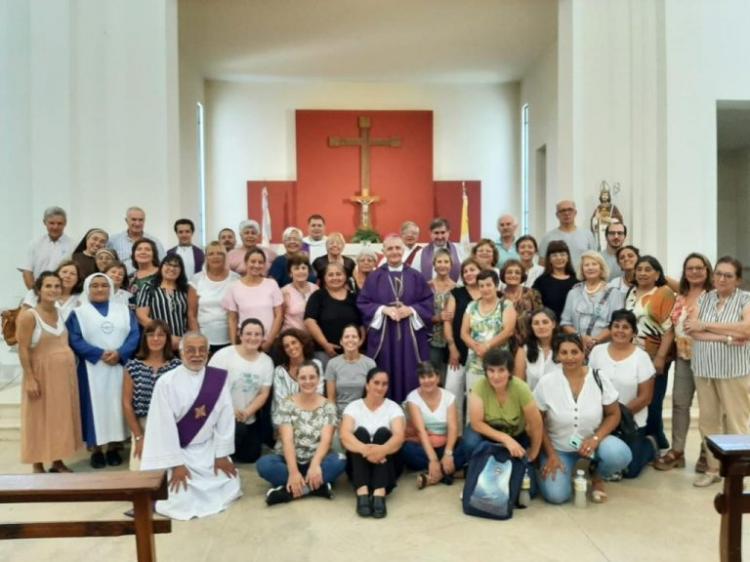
[328, 116, 401, 229]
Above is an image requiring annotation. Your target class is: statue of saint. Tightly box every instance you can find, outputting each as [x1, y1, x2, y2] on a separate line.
[590, 182, 624, 251]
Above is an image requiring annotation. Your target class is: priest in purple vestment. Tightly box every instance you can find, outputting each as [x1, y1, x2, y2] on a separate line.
[357, 235, 433, 402]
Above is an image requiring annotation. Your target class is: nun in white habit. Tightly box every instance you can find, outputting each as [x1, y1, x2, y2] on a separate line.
[67, 272, 139, 468]
[140, 331, 241, 520]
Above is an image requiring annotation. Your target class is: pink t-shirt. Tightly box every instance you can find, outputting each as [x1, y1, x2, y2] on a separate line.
[222, 277, 283, 336]
[281, 282, 319, 331]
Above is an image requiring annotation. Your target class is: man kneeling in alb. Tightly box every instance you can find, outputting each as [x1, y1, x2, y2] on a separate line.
[141, 331, 241, 520]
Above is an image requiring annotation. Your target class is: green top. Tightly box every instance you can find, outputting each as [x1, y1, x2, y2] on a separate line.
[472, 377, 533, 437]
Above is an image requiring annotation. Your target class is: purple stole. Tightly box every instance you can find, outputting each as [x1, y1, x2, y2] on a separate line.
[176, 366, 228, 448]
[404, 244, 422, 266]
[167, 245, 205, 274]
[419, 243, 461, 282]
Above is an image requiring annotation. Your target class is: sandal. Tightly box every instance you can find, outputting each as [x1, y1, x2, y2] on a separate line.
[653, 450, 685, 471]
[591, 489, 609, 503]
[416, 473, 429, 490]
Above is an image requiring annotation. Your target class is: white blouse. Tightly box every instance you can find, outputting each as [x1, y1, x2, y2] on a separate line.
[522, 344, 556, 391]
[588, 344, 655, 428]
[533, 367, 618, 452]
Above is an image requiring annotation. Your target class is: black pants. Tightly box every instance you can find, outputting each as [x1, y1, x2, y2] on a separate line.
[346, 427, 402, 493]
[233, 421, 262, 463]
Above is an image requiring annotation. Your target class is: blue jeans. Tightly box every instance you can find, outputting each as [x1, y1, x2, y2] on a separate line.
[623, 427, 656, 479]
[400, 440, 468, 472]
[256, 452, 346, 487]
[536, 435, 632, 504]
[646, 369, 670, 449]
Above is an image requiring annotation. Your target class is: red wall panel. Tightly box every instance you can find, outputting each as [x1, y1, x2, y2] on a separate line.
[296, 110, 433, 239]
[433, 181, 482, 242]
[246, 181, 296, 243]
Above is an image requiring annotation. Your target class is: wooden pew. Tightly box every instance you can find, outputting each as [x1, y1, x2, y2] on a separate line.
[706, 435, 750, 562]
[0, 470, 171, 562]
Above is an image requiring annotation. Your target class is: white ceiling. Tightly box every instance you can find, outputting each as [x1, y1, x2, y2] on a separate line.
[179, 0, 558, 83]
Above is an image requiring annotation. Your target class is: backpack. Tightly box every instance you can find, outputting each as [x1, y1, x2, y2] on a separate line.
[462, 440, 526, 520]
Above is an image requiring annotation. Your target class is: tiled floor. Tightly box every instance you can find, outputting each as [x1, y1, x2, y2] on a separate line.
[0, 432, 741, 562]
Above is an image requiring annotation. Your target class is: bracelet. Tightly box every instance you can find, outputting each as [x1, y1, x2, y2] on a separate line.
[444, 450, 454, 457]
[727, 335, 733, 345]
[134, 435, 143, 442]
[592, 435, 599, 442]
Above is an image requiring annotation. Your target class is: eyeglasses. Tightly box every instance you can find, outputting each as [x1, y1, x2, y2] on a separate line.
[714, 272, 736, 279]
[607, 232, 625, 237]
[557, 208, 575, 214]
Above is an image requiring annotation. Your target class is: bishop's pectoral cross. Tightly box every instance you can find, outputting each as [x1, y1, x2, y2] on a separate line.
[328, 116, 401, 229]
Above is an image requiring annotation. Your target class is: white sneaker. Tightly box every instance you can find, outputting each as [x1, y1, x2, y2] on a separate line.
[693, 472, 721, 488]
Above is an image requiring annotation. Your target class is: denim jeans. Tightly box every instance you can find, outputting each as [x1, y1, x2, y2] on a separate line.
[400, 440, 468, 472]
[645, 367, 671, 449]
[536, 435, 632, 504]
[623, 427, 656, 479]
[256, 452, 346, 487]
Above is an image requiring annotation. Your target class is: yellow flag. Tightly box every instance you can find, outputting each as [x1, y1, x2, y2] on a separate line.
[460, 182, 470, 253]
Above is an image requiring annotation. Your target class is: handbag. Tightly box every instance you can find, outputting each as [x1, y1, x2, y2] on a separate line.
[592, 369, 639, 446]
[1, 307, 21, 346]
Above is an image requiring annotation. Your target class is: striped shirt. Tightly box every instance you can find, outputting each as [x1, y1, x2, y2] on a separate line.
[136, 284, 189, 336]
[692, 289, 750, 379]
[126, 358, 181, 417]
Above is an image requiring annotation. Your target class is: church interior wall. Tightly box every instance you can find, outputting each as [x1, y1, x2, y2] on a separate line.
[201, 79, 520, 242]
[520, 40, 558, 235]
[664, 0, 750, 274]
[0, 0, 180, 307]
[717, 148, 750, 269]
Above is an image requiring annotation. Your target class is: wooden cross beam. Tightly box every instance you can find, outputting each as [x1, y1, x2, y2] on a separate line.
[328, 116, 401, 229]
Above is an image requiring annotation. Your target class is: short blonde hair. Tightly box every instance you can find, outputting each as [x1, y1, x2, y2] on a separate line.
[578, 250, 609, 282]
[326, 232, 346, 249]
[204, 240, 227, 256]
[357, 247, 378, 262]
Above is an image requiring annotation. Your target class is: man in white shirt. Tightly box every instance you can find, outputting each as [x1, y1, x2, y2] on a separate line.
[18, 206, 74, 289]
[411, 218, 464, 282]
[303, 214, 328, 262]
[141, 331, 241, 520]
[538, 200, 596, 268]
[167, 218, 205, 277]
[108, 206, 165, 274]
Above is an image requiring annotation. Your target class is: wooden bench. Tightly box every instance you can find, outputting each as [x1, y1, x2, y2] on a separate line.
[0, 470, 171, 562]
[706, 435, 750, 562]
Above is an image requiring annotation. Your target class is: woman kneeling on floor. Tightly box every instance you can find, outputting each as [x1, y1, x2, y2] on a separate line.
[534, 334, 632, 504]
[402, 362, 467, 489]
[463, 347, 543, 465]
[256, 360, 345, 505]
[340, 368, 405, 519]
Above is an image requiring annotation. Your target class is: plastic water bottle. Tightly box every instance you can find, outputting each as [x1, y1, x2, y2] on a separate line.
[574, 469, 588, 508]
[518, 468, 531, 508]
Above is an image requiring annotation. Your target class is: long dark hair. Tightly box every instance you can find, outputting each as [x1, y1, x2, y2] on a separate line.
[154, 254, 189, 293]
[634, 255, 667, 288]
[679, 253, 713, 295]
[273, 328, 315, 366]
[543, 240, 576, 277]
[526, 307, 559, 364]
[362, 367, 389, 398]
